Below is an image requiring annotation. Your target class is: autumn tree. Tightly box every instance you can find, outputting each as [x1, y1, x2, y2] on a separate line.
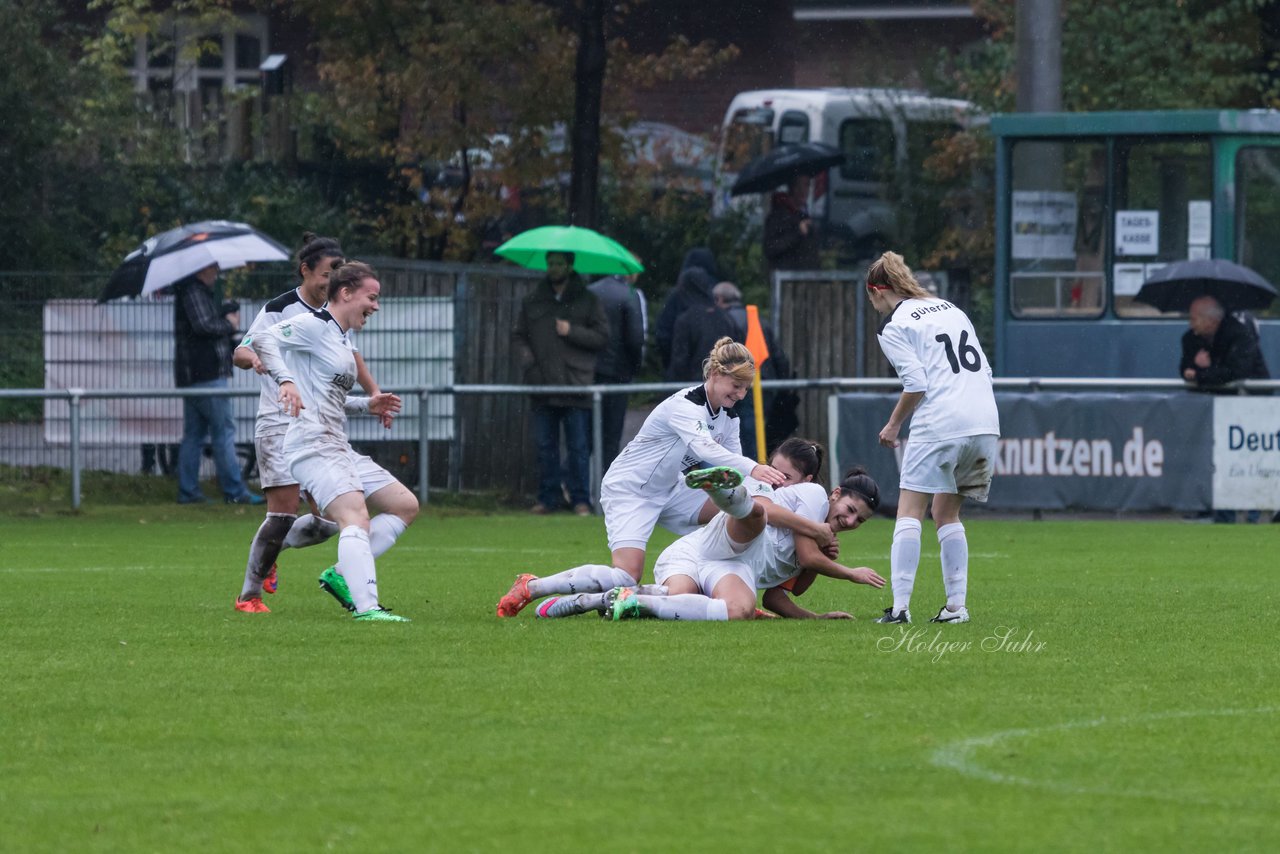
[288, 0, 734, 259]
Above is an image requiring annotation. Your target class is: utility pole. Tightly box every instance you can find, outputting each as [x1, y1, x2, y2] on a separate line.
[1016, 0, 1062, 112]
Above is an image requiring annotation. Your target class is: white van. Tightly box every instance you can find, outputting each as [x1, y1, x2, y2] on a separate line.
[713, 88, 979, 258]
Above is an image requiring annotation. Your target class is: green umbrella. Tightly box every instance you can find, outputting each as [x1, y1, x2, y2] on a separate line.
[495, 225, 644, 275]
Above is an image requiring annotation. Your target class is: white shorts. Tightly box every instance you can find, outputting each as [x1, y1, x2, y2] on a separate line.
[601, 482, 708, 552]
[254, 429, 296, 489]
[291, 445, 399, 513]
[653, 513, 766, 593]
[899, 434, 998, 502]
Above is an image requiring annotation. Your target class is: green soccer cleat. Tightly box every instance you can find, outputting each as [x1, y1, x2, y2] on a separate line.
[608, 587, 643, 621]
[318, 566, 355, 613]
[353, 607, 410, 622]
[684, 466, 743, 492]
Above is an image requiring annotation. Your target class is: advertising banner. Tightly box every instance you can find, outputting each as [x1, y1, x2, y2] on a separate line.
[1212, 397, 1280, 510]
[835, 392, 1214, 511]
[42, 298, 455, 445]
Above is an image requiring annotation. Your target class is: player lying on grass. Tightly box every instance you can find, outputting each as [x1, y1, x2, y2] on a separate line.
[496, 337, 792, 617]
[247, 261, 416, 622]
[538, 462, 886, 621]
[231, 233, 389, 613]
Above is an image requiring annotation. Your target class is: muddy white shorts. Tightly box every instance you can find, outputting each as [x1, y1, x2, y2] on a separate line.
[601, 482, 709, 552]
[254, 429, 296, 489]
[653, 512, 766, 593]
[290, 445, 399, 512]
[899, 433, 998, 502]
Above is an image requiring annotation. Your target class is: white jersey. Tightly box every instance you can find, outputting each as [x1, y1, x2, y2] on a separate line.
[247, 309, 367, 460]
[755, 483, 830, 589]
[240, 288, 325, 433]
[876, 298, 1000, 442]
[602, 384, 757, 496]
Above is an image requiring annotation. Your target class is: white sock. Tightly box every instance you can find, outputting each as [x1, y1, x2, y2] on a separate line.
[337, 526, 379, 613]
[369, 514, 408, 558]
[239, 513, 295, 598]
[938, 522, 968, 610]
[528, 565, 636, 598]
[706, 485, 754, 519]
[891, 517, 923, 613]
[638, 593, 729, 621]
[283, 514, 340, 549]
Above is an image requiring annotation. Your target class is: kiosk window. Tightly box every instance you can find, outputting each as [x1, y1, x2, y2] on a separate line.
[1113, 138, 1211, 317]
[1008, 140, 1107, 318]
[1236, 147, 1280, 319]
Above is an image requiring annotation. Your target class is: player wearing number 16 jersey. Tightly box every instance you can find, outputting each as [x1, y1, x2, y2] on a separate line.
[866, 251, 999, 626]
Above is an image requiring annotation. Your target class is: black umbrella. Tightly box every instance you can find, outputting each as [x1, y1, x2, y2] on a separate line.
[99, 220, 290, 302]
[729, 142, 846, 197]
[1134, 258, 1278, 313]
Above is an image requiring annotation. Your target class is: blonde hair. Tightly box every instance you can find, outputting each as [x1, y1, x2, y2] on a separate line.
[702, 336, 755, 382]
[866, 251, 932, 299]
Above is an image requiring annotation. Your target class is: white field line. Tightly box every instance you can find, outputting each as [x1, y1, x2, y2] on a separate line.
[931, 707, 1278, 808]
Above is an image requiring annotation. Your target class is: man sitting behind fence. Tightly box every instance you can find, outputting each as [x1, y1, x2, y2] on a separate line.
[512, 251, 609, 516]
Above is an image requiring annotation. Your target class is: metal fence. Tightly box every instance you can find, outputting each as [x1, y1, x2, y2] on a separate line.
[5, 376, 1276, 510]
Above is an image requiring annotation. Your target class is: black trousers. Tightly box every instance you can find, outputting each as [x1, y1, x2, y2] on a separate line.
[596, 374, 631, 475]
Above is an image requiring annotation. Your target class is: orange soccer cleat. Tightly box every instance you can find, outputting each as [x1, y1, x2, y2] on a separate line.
[496, 573, 537, 618]
[234, 597, 271, 614]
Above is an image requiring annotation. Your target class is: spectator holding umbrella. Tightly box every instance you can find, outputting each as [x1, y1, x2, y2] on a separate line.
[173, 264, 262, 505]
[1180, 294, 1270, 392]
[764, 175, 821, 275]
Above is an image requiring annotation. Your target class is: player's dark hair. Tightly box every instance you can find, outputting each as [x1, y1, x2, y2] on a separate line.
[328, 261, 377, 302]
[835, 466, 880, 512]
[772, 436, 825, 484]
[297, 232, 344, 280]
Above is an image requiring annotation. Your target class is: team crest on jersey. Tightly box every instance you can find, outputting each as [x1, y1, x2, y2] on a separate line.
[280, 323, 292, 337]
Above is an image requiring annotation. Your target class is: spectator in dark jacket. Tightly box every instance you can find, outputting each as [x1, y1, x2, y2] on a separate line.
[589, 271, 647, 472]
[1180, 295, 1270, 392]
[1180, 295, 1270, 523]
[654, 247, 722, 371]
[174, 264, 260, 505]
[513, 252, 610, 515]
[668, 282, 793, 455]
[764, 176, 820, 278]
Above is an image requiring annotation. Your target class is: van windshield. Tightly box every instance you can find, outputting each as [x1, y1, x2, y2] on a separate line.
[722, 108, 774, 174]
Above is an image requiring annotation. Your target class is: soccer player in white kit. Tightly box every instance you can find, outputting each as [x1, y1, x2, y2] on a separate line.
[231, 234, 386, 613]
[496, 337, 788, 617]
[580, 465, 885, 621]
[865, 251, 1000, 625]
[247, 262, 417, 622]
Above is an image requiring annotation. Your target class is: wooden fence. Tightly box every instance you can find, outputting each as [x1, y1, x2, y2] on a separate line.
[372, 258, 541, 496]
[772, 268, 895, 456]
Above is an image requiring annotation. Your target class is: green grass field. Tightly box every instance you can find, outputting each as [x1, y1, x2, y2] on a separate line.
[2, 505, 1277, 852]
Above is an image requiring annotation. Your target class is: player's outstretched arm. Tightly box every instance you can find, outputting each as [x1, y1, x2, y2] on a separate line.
[794, 537, 885, 589]
[762, 586, 852, 620]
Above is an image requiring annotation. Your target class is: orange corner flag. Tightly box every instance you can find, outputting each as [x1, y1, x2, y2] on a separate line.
[744, 305, 770, 367]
